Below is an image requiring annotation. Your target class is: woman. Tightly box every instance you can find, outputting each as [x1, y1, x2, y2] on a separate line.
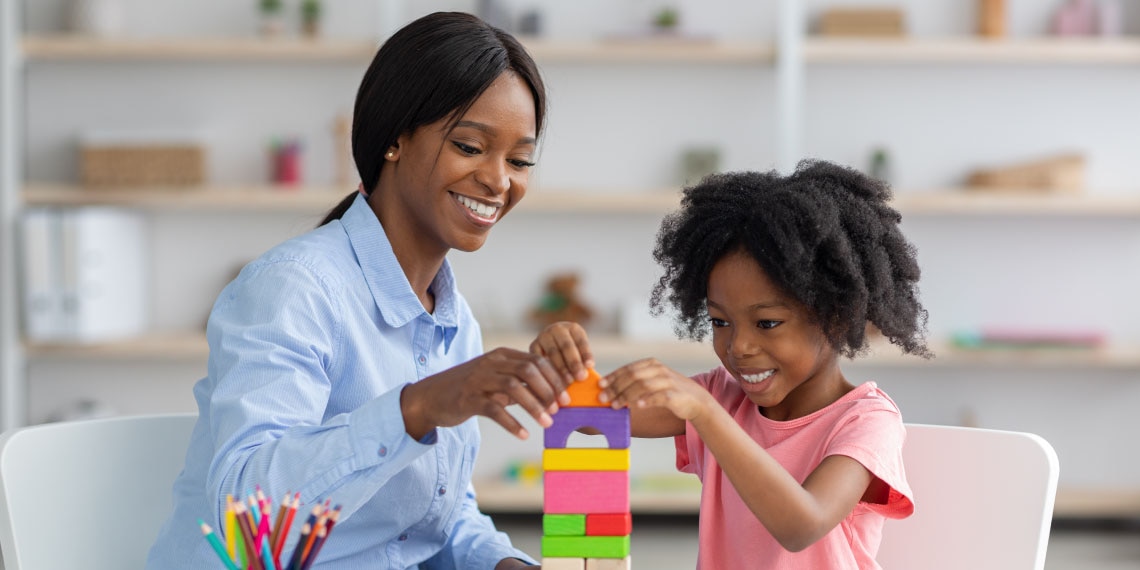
[147, 12, 557, 569]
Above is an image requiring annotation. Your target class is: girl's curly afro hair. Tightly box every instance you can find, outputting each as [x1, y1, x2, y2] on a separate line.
[650, 160, 930, 358]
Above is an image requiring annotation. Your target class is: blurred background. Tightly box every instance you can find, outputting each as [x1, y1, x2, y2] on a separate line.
[1, 0, 1139, 567]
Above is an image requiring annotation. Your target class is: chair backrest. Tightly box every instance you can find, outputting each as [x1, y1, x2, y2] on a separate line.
[878, 423, 1059, 570]
[0, 413, 197, 570]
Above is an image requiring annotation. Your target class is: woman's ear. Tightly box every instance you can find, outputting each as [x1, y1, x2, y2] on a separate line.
[385, 145, 399, 161]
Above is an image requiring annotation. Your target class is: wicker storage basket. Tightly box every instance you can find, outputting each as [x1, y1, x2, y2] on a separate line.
[80, 143, 206, 188]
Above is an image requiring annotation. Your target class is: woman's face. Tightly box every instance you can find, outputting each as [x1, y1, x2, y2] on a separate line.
[707, 248, 843, 419]
[387, 71, 537, 254]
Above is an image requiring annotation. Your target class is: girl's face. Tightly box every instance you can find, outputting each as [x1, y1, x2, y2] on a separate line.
[707, 248, 847, 420]
[388, 71, 537, 254]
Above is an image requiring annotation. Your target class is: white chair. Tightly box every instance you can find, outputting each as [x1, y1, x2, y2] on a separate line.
[0, 413, 197, 570]
[878, 423, 1060, 570]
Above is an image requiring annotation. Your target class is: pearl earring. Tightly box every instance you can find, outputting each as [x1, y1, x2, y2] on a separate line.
[386, 151, 394, 159]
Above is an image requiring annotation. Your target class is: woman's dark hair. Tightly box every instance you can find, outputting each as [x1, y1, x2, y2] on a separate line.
[319, 11, 547, 225]
[651, 160, 930, 358]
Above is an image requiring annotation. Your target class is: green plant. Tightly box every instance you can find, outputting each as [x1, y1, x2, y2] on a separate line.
[301, 0, 322, 23]
[653, 7, 679, 29]
[259, 0, 283, 15]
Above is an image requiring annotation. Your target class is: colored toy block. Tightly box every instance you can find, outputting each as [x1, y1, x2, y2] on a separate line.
[546, 407, 630, 449]
[542, 558, 586, 570]
[564, 368, 606, 407]
[544, 471, 629, 514]
[543, 448, 630, 472]
[586, 513, 631, 536]
[542, 536, 630, 559]
[586, 555, 632, 570]
[543, 514, 586, 537]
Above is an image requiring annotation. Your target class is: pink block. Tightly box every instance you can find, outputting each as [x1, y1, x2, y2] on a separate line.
[544, 471, 629, 514]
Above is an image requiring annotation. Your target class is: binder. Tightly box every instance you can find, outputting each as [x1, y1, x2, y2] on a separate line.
[20, 208, 66, 341]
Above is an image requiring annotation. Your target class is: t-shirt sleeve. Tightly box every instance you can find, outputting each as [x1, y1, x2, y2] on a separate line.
[825, 406, 915, 519]
[674, 369, 719, 478]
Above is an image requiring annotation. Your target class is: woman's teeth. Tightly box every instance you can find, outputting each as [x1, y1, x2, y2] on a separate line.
[456, 194, 499, 218]
[742, 370, 774, 383]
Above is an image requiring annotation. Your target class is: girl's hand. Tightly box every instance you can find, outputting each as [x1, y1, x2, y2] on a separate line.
[529, 321, 595, 386]
[599, 358, 712, 422]
[400, 347, 570, 440]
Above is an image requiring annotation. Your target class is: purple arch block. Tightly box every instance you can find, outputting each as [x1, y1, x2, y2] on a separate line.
[544, 407, 630, 449]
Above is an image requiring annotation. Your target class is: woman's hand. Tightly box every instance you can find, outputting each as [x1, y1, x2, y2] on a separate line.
[401, 347, 571, 440]
[600, 358, 713, 422]
[529, 321, 595, 385]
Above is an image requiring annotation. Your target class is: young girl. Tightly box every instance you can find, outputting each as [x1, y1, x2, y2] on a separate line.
[533, 161, 929, 568]
[148, 12, 560, 569]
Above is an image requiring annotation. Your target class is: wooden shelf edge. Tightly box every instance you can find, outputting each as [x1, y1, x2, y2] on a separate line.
[22, 35, 377, 62]
[1053, 487, 1140, 518]
[805, 38, 1140, 64]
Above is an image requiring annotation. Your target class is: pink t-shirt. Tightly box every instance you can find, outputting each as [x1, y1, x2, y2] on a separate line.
[675, 368, 914, 569]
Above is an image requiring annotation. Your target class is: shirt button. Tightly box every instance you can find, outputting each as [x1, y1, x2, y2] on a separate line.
[418, 355, 426, 364]
[398, 534, 408, 541]
[438, 486, 447, 496]
[378, 445, 388, 457]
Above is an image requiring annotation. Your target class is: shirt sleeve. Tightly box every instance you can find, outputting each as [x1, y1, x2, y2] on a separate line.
[675, 369, 717, 478]
[422, 482, 538, 570]
[824, 406, 915, 519]
[203, 257, 433, 523]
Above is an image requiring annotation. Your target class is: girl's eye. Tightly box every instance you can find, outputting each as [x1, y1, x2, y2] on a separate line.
[709, 317, 728, 328]
[758, 320, 781, 330]
[508, 158, 536, 169]
[452, 141, 480, 155]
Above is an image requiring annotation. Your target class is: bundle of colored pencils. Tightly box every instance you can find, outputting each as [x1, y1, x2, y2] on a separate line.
[198, 487, 342, 570]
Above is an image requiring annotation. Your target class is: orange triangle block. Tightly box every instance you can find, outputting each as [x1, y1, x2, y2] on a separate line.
[564, 368, 607, 407]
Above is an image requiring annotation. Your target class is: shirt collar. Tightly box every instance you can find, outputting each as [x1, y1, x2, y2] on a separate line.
[342, 193, 461, 337]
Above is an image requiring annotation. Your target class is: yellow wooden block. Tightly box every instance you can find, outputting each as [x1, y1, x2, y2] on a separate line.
[543, 557, 586, 570]
[586, 555, 631, 570]
[543, 448, 630, 471]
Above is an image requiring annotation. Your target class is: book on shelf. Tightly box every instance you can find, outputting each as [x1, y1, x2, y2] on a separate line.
[20, 207, 150, 343]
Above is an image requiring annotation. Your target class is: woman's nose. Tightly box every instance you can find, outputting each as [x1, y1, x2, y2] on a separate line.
[475, 159, 509, 195]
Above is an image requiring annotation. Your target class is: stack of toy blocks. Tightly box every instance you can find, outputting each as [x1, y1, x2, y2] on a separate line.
[542, 369, 632, 570]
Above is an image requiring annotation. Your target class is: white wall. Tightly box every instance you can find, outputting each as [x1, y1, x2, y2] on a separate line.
[13, 0, 1140, 493]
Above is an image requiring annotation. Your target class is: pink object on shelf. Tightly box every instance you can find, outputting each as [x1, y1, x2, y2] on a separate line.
[271, 139, 303, 186]
[1052, 0, 1098, 36]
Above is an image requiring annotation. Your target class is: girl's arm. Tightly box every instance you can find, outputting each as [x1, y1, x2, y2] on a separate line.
[603, 359, 875, 552]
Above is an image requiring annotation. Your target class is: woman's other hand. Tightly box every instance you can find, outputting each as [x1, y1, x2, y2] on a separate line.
[401, 347, 571, 440]
[529, 321, 595, 386]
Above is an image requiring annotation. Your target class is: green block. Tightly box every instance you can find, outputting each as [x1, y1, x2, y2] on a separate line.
[543, 514, 586, 536]
[542, 535, 630, 558]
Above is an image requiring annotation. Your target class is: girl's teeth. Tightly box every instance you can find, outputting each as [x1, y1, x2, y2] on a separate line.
[742, 370, 774, 383]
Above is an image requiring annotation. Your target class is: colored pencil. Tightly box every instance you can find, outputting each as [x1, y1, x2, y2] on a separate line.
[300, 505, 340, 570]
[273, 493, 301, 567]
[268, 491, 291, 552]
[200, 519, 241, 570]
[284, 522, 312, 570]
[233, 499, 266, 570]
[225, 495, 238, 561]
[297, 509, 330, 566]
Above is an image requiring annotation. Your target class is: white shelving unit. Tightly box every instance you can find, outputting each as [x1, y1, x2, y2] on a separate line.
[4, 0, 1140, 517]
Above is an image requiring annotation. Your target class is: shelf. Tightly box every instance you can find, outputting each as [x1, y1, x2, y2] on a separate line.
[22, 35, 379, 62]
[804, 38, 1140, 64]
[25, 184, 1140, 217]
[21, 184, 683, 214]
[25, 332, 1140, 370]
[20, 35, 775, 65]
[473, 480, 1139, 518]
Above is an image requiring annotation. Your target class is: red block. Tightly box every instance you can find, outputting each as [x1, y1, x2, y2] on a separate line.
[586, 513, 631, 536]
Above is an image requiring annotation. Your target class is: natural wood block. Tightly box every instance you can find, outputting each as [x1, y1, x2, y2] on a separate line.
[966, 153, 1085, 194]
[565, 368, 606, 407]
[586, 513, 632, 536]
[818, 7, 905, 37]
[543, 558, 586, 570]
[544, 471, 630, 514]
[542, 536, 630, 559]
[546, 407, 630, 449]
[544, 514, 587, 536]
[544, 448, 630, 471]
[586, 555, 632, 570]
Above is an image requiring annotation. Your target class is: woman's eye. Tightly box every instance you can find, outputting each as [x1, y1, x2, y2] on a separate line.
[508, 158, 536, 169]
[709, 317, 728, 328]
[452, 141, 480, 155]
[758, 320, 781, 330]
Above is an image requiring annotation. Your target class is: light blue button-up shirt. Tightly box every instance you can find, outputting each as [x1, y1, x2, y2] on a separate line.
[147, 194, 534, 569]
